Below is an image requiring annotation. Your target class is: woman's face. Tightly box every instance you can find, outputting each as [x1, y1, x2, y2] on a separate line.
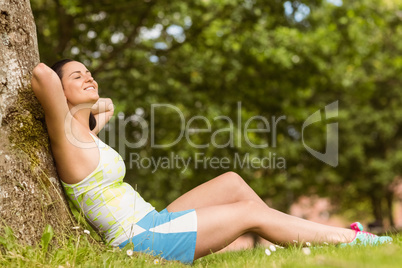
[60, 61, 99, 108]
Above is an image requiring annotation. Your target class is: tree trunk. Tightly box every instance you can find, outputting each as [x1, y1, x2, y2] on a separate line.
[385, 190, 394, 228]
[0, 0, 74, 245]
[370, 194, 384, 229]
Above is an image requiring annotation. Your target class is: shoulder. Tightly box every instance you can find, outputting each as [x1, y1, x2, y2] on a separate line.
[51, 125, 100, 184]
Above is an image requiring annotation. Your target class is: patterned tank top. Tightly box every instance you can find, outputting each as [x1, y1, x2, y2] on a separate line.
[62, 133, 154, 246]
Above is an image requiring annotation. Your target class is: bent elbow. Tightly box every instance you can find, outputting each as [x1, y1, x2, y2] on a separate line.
[104, 98, 115, 113]
[32, 63, 54, 81]
[108, 99, 115, 113]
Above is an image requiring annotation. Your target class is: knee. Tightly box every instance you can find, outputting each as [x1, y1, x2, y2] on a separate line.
[221, 171, 256, 198]
[223, 171, 246, 186]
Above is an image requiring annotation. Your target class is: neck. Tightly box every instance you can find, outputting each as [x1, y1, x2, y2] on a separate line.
[69, 103, 92, 130]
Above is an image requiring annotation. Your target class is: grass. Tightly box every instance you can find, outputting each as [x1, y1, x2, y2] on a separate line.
[0, 228, 401, 268]
[198, 241, 402, 268]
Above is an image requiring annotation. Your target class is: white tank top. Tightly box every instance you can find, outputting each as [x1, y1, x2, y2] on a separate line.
[62, 133, 155, 246]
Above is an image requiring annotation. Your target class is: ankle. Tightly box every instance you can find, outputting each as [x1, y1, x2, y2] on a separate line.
[340, 229, 357, 244]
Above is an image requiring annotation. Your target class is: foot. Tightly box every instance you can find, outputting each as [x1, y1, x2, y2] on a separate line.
[339, 222, 392, 247]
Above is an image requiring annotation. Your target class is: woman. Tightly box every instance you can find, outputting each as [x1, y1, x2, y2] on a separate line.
[31, 59, 392, 264]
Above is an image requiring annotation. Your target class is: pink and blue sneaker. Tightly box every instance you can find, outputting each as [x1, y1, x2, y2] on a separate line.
[340, 222, 393, 247]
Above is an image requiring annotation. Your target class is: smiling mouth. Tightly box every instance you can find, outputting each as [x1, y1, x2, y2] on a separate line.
[84, 86, 96, 91]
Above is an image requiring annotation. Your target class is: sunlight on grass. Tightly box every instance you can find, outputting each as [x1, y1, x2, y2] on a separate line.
[0, 230, 400, 267]
[195, 235, 402, 268]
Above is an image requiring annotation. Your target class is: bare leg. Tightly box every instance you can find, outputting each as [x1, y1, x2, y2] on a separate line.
[167, 172, 266, 212]
[165, 172, 355, 259]
[194, 200, 355, 259]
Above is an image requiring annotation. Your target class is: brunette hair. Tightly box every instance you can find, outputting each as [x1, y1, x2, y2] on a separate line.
[50, 59, 97, 130]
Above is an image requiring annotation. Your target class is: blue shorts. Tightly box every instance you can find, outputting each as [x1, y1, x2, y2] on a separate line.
[118, 208, 198, 264]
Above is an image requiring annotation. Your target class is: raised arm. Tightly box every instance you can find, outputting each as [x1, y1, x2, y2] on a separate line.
[31, 63, 70, 141]
[90, 97, 114, 134]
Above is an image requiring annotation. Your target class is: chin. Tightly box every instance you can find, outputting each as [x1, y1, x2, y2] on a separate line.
[90, 95, 100, 103]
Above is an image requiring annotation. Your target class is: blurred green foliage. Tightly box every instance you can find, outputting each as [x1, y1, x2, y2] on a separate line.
[31, 0, 402, 225]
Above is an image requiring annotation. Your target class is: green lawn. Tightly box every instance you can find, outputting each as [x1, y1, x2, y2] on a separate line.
[1, 230, 401, 268]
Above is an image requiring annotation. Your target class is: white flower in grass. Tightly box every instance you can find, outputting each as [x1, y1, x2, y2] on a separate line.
[126, 249, 134, 257]
[265, 248, 271, 256]
[302, 247, 311, 255]
[83, 229, 90, 235]
[306, 242, 311, 247]
[153, 259, 160, 264]
[275, 245, 284, 249]
[269, 245, 276, 252]
[323, 242, 329, 245]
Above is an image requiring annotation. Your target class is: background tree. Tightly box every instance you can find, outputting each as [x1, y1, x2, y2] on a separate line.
[30, 0, 402, 228]
[0, 0, 73, 244]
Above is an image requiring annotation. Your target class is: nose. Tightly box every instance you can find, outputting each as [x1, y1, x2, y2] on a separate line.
[86, 75, 94, 82]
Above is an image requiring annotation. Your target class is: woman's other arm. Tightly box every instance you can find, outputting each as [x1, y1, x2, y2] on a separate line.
[90, 98, 114, 134]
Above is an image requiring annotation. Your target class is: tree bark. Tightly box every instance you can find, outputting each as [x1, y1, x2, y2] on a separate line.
[0, 0, 74, 245]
